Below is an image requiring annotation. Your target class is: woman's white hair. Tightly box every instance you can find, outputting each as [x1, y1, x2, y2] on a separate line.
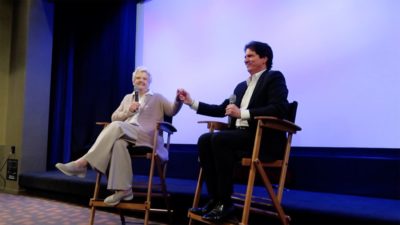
[132, 66, 152, 83]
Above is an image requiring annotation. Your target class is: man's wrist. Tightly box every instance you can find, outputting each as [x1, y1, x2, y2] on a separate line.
[188, 100, 199, 111]
[186, 99, 194, 107]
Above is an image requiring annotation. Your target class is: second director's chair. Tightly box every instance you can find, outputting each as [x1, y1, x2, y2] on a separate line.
[188, 101, 301, 225]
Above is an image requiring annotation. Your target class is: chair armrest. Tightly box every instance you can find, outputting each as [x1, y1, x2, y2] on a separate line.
[254, 116, 301, 133]
[198, 121, 229, 132]
[158, 121, 177, 134]
[96, 122, 110, 128]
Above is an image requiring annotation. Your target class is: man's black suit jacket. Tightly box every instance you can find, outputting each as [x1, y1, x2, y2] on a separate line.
[197, 70, 289, 160]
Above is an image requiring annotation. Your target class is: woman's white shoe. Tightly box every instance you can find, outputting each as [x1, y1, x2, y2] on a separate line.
[55, 162, 87, 178]
[104, 189, 134, 206]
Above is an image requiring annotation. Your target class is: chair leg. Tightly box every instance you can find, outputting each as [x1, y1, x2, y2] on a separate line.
[143, 152, 157, 225]
[89, 204, 96, 225]
[240, 160, 257, 225]
[192, 168, 203, 209]
[255, 160, 288, 225]
[188, 168, 203, 225]
[119, 209, 126, 225]
[156, 160, 172, 223]
[89, 172, 102, 225]
[144, 203, 150, 225]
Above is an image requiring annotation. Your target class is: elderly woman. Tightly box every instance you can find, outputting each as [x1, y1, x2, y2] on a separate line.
[56, 67, 182, 206]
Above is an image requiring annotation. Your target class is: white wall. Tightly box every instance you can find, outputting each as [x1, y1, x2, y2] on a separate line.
[136, 0, 400, 148]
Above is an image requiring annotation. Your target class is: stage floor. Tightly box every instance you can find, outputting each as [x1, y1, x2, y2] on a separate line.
[17, 170, 400, 225]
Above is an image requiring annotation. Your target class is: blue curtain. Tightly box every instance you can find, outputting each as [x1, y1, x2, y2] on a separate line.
[47, 0, 137, 169]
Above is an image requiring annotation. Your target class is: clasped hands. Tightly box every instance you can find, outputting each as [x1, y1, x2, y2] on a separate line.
[177, 88, 240, 118]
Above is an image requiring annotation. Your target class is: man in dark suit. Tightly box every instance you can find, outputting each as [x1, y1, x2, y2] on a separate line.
[178, 41, 289, 222]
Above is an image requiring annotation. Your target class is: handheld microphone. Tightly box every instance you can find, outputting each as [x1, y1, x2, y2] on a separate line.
[228, 94, 236, 128]
[133, 87, 139, 102]
[229, 94, 236, 104]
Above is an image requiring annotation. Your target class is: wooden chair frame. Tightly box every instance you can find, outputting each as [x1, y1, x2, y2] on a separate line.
[188, 102, 301, 225]
[89, 121, 177, 225]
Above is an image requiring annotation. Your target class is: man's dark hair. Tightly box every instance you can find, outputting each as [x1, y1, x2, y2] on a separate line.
[244, 41, 273, 71]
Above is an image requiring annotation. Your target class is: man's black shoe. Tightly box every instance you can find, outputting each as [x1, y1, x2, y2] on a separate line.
[202, 203, 235, 222]
[189, 199, 217, 216]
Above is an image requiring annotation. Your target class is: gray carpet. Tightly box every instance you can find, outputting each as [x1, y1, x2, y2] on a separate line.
[0, 192, 167, 225]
